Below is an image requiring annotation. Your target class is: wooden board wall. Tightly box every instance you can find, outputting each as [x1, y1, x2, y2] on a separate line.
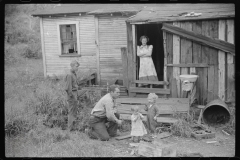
[98, 16, 128, 85]
[165, 19, 234, 105]
[42, 15, 97, 76]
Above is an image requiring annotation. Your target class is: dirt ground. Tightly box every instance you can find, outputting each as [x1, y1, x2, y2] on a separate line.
[107, 128, 235, 157]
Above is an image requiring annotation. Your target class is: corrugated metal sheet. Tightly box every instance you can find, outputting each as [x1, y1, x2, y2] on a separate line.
[127, 3, 235, 23]
[98, 16, 128, 85]
[42, 15, 97, 76]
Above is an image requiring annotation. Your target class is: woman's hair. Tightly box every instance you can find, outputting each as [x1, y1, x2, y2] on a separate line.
[139, 35, 149, 43]
[131, 105, 139, 112]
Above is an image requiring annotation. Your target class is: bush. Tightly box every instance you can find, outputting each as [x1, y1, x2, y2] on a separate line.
[21, 42, 42, 59]
[171, 112, 195, 138]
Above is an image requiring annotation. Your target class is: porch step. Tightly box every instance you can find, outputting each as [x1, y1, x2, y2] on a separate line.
[129, 87, 170, 94]
[133, 80, 169, 85]
[119, 114, 178, 124]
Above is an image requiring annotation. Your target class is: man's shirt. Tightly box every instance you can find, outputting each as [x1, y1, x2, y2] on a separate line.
[65, 69, 78, 97]
[91, 93, 119, 122]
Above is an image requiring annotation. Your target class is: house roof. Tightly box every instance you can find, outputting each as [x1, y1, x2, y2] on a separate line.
[126, 3, 235, 23]
[31, 4, 160, 17]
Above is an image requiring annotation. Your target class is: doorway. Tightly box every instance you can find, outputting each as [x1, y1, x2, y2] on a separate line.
[136, 24, 164, 84]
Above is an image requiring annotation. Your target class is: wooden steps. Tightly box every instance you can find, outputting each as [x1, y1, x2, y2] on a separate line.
[116, 97, 189, 124]
[129, 87, 170, 94]
[119, 114, 178, 124]
[133, 80, 169, 85]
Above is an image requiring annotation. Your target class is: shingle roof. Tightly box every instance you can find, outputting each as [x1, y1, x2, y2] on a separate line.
[31, 4, 159, 17]
[126, 3, 235, 23]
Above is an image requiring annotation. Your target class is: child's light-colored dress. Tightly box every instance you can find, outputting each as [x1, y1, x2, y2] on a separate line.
[130, 113, 147, 136]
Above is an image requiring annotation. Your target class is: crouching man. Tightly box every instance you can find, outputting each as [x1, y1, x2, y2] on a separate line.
[87, 85, 122, 141]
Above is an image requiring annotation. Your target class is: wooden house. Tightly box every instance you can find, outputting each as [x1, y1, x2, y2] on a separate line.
[125, 3, 235, 105]
[32, 4, 235, 106]
[32, 4, 158, 85]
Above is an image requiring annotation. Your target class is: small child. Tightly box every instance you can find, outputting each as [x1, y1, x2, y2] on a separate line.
[130, 106, 147, 142]
[145, 93, 160, 135]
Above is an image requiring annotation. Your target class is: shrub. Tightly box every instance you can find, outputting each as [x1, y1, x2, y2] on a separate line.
[170, 112, 195, 138]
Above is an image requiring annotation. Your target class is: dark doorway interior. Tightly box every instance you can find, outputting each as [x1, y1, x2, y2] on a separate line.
[136, 24, 164, 82]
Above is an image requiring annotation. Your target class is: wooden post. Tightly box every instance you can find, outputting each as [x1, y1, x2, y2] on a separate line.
[218, 20, 226, 101]
[40, 17, 47, 78]
[172, 22, 181, 98]
[126, 22, 136, 97]
[121, 47, 128, 88]
[226, 19, 235, 102]
[95, 17, 100, 84]
[132, 24, 137, 85]
[163, 31, 167, 90]
[192, 21, 202, 103]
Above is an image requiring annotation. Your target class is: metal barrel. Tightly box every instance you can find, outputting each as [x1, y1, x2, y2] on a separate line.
[202, 99, 231, 126]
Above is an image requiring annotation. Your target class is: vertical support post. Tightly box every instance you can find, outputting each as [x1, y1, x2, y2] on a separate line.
[218, 20, 226, 101]
[172, 22, 181, 98]
[95, 17, 100, 84]
[40, 17, 47, 78]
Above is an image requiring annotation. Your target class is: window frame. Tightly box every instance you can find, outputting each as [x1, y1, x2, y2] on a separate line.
[57, 21, 81, 56]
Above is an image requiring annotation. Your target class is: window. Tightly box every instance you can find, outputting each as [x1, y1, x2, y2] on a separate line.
[57, 21, 80, 56]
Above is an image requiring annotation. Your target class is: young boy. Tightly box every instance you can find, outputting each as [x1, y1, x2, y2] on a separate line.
[65, 60, 80, 131]
[130, 106, 147, 143]
[144, 93, 160, 134]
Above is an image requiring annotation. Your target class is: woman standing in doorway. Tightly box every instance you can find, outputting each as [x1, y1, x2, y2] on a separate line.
[137, 35, 158, 87]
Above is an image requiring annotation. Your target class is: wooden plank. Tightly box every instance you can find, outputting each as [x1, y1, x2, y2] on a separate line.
[163, 31, 167, 91]
[126, 22, 135, 97]
[166, 26, 173, 97]
[165, 64, 208, 68]
[226, 19, 235, 102]
[116, 97, 189, 104]
[119, 114, 178, 124]
[121, 47, 128, 88]
[133, 80, 169, 85]
[132, 24, 137, 86]
[180, 22, 192, 97]
[172, 22, 181, 98]
[162, 23, 235, 56]
[207, 65, 215, 102]
[218, 20, 226, 101]
[115, 132, 132, 140]
[129, 87, 170, 94]
[95, 17, 100, 84]
[201, 21, 209, 105]
[40, 18, 47, 77]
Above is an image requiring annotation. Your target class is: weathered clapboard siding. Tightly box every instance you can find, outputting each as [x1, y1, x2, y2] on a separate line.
[165, 19, 234, 105]
[98, 16, 128, 85]
[42, 15, 97, 76]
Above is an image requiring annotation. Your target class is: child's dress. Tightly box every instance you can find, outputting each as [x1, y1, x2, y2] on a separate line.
[130, 113, 147, 136]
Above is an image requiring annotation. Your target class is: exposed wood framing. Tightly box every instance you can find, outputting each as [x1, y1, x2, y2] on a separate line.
[95, 17, 100, 84]
[162, 23, 235, 56]
[166, 22, 173, 98]
[163, 31, 167, 91]
[129, 87, 170, 94]
[120, 47, 128, 88]
[226, 19, 235, 102]
[165, 63, 208, 68]
[126, 22, 135, 97]
[132, 24, 137, 85]
[132, 80, 169, 85]
[172, 22, 181, 98]
[192, 21, 202, 103]
[218, 20, 226, 101]
[40, 18, 47, 77]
